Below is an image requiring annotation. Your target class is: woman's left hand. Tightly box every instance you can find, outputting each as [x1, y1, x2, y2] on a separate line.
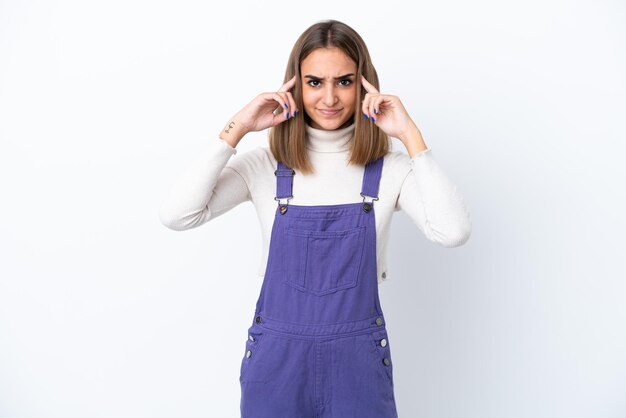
[361, 75, 420, 142]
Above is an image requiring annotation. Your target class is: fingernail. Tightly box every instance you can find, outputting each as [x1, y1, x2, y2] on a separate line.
[284, 103, 289, 109]
[374, 108, 377, 114]
[286, 112, 289, 119]
[293, 111, 297, 117]
[364, 113, 369, 120]
[371, 116, 375, 123]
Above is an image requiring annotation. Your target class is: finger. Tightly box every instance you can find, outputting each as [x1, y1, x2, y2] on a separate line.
[271, 92, 291, 119]
[285, 91, 298, 118]
[370, 95, 387, 121]
[276, 91, 294, 119]
[368, 96, 377, 122]
[265, 91, 288, 110]
[272, 105, 283, 117]
[278, 75, 297, 93]
[362, 93, 375, 120]
[272, 101, 292, 126]
[361, 75, 379, 94]
[280, 77, 298, 117]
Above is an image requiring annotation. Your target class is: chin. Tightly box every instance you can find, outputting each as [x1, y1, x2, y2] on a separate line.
[311, 118, 352, 131]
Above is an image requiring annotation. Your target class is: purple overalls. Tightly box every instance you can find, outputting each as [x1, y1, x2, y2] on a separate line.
[239, 156, 399, 418]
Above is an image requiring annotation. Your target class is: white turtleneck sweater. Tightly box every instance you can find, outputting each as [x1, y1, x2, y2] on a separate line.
[159, 123, 472, 283]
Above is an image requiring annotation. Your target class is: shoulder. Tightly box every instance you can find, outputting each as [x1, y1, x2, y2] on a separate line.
[382, 150, 412, 181]
[383, 148, 434, 177]
[383, 149, 410, 165]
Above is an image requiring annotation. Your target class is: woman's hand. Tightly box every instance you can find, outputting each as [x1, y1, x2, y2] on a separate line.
[360, 75, 421, 145]
[219, 76, 299, 145]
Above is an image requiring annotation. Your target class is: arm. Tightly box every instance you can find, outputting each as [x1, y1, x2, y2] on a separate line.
[159, 76, 300, 230]
[395, 149, 472, 247]
[158, 137, 250, 231]
[359, 76, 471, 246]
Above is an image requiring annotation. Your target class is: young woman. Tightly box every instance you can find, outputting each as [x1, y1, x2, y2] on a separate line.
[159, 19, 471, 418]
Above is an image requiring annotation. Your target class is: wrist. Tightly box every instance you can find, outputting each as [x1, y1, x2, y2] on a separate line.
[219, 120, 247, 147]
[398, 124, 428, 158]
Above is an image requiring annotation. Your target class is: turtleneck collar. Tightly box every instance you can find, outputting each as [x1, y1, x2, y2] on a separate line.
[305, 122, 355, 153]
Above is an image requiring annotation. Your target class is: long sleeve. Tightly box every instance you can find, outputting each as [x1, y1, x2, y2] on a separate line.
[395, 149, 472, 247]
[159, 137, 251, 231]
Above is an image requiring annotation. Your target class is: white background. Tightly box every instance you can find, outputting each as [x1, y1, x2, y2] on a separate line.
[1, 0, 625, 417]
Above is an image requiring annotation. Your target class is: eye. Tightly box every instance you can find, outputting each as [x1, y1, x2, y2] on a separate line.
[339, 79, 352, 86]
[307, 80, 321, 87]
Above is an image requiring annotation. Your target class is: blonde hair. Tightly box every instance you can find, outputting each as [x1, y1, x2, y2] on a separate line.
[269, 19, 390, 175]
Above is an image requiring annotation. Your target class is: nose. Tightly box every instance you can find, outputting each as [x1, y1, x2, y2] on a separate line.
[322, 84, 338, 107]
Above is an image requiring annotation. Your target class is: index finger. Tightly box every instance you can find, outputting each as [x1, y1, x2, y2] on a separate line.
[278, 75, 297, 92]
[361, 75, 379, 94]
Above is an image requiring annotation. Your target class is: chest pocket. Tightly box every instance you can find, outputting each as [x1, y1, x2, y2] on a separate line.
[282, 226, 366, 296]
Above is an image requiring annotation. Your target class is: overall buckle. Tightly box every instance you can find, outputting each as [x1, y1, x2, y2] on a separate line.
[274, 196, 293, 214]
[360, 193, 379, 213]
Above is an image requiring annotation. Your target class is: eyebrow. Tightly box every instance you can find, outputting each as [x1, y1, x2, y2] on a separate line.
[303, 73, 355, 80]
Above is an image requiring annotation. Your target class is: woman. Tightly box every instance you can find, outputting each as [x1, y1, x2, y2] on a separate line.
[159, 19, 471, 418]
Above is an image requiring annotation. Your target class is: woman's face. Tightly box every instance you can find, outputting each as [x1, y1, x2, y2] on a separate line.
[300, 47, 358, 131]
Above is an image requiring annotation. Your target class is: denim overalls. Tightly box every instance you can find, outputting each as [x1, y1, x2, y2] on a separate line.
[239, 156, 398, 418]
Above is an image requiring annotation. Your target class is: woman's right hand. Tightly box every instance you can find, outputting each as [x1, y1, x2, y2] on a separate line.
[219, 76, 298, 144]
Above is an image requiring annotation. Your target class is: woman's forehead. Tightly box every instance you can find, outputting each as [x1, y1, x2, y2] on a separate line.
[301, 48, 357, 75]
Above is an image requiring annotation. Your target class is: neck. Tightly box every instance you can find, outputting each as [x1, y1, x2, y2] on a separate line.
[305, 122, 356, 153]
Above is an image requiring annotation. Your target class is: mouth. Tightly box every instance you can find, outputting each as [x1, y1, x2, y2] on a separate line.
[317, 108, 342, 117]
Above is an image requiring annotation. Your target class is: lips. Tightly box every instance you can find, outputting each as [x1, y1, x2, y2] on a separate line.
[318, 108, 342, 116]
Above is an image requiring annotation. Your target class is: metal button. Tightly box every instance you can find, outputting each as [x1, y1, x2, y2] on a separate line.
[249, 334, 255, 342]
[363, 202, 372, 213]
[375, 317, 383, 326]
[383, 357, 391, 366]
[255, 315, 262, 323]
[380, 338, 387, 347]
[246, 350, 252, 358]
[279, 205, 288, 214]
[382, 272, 387, 279]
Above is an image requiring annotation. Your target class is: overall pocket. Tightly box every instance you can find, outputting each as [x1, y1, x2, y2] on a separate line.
[239, 325, 267, 383]
[282, 225, 366, 296]
[368, 328, 395, 385]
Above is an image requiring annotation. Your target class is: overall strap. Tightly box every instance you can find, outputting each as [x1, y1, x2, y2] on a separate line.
[360, 156, 384, 213]
[360, 156, 384, 200]
[274, 156, 384, 214]
[274, 161, 294, 213]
